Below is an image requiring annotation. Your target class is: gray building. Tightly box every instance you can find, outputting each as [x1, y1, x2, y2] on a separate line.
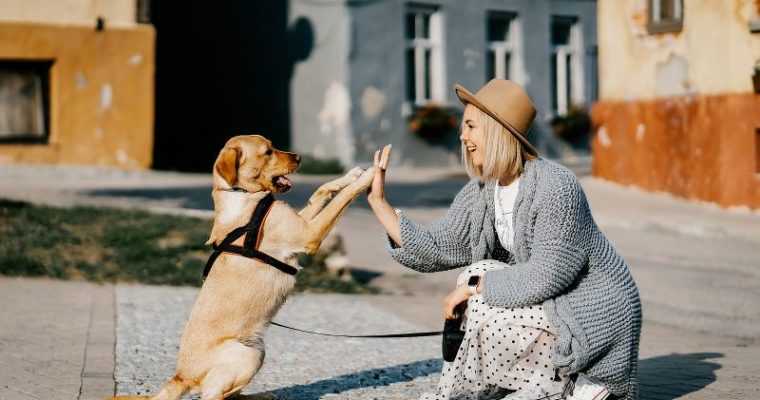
[289, 0, 597, 168]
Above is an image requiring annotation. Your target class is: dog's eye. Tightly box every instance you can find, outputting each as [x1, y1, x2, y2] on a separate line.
[265, 149, 273, 156]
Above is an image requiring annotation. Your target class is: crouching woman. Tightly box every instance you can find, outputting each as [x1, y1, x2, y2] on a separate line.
[366, 80, 641, 400]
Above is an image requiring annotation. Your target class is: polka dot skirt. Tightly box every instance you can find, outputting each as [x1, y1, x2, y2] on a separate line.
[420, 260, 568, 400]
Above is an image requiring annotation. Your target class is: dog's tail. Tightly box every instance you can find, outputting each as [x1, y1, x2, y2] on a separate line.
[104, 374, 192, 400]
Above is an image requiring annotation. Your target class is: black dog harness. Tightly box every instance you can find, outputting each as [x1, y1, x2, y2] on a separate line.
[203, 192, 299, 278]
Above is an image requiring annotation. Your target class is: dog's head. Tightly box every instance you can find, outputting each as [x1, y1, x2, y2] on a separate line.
[212, 135, 301, 193]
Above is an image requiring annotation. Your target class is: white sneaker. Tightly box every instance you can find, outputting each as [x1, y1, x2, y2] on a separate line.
[564, 373, 610, 400]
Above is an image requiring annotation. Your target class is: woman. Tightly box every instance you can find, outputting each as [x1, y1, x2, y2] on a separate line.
[367, 80, 641, 400]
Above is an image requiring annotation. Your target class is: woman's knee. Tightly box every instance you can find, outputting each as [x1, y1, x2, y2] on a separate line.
[466, 259, 500, 274]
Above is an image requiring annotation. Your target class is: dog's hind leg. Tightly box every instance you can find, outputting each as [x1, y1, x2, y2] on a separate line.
[298, 167, 364, 221]
[200, 339, 264, 400]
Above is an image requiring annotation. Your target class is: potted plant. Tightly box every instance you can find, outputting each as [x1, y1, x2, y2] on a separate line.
[550, 106, 591, 143]
[408, 104, 459, 142]
[753, 58, 760, 94]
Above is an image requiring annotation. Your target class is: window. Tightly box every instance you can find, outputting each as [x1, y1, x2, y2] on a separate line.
[405, 5, 444, 106]
[486, 11, 523, 84]
[550, 16, 582, 116]
[0, 61, 51, 143]
[648, 0, 683, 33]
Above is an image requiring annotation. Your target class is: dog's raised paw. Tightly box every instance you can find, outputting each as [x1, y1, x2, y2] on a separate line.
[354, 166, 375, 188]
[346, 166, 364, 180]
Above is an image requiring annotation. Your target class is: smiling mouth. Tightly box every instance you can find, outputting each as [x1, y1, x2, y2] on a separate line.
[272, 174, 292, 192]
[467, 147, 477, 153]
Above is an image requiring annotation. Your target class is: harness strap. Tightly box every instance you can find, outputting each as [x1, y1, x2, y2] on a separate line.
[203, 193, 299, 278]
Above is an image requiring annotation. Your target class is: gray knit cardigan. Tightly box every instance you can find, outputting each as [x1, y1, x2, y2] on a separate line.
[386, 158, 642, 400]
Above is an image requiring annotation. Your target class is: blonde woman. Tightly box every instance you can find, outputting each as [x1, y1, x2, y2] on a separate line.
[367, 80, 641, 400]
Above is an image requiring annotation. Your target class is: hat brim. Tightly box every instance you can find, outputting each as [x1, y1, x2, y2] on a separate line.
[454, 84, 538, 157]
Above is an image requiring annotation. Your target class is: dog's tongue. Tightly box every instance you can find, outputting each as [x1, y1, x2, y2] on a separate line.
[277, 176, 292, 189]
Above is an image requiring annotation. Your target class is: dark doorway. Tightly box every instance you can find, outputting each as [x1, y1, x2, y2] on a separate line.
[150, 0, 313, 171]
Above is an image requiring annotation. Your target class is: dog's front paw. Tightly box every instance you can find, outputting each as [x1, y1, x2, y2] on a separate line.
[354, 166, 375, 189]
[345, 166, 364, 181]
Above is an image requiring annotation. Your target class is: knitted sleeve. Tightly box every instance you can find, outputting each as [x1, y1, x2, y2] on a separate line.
[482, 173, 589, 307]
[384, 180, 476, 272]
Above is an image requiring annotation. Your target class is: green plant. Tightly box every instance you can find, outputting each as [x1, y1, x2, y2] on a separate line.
[0, 199, 378, 293]
[754, 57, 760, 75]
[408, 104, 459, 141]
[550, 106, 591, 143]
[297, 155, 344, 175]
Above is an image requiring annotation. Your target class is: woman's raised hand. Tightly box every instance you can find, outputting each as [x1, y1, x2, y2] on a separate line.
[367, 144, 392, 204]
[366, 144, 402, 246]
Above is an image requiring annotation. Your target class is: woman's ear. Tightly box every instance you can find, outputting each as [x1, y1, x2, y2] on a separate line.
[214, 146, 240, 187]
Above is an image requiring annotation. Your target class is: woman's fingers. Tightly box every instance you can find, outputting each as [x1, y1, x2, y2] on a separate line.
[380, 144, 392, 170]
[373, 149, 380, 168]
[443, 285, 470, 319]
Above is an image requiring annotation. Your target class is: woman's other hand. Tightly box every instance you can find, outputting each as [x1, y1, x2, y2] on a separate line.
[443, 285, 472, 320]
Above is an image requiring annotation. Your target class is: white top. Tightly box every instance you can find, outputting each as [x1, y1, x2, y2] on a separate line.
[494, 177, 520, 252]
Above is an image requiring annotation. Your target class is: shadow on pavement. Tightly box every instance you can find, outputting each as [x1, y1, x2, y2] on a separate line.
[639, 352, 722, 399]
[85, 179, 469, 211]
[236, 352, 721, 400]
[239, 358, 441, 400]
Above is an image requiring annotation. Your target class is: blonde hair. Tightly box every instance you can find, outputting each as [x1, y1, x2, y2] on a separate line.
[461, 104, 536, 184]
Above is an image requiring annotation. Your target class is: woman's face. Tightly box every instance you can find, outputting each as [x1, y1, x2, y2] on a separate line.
[460, 105, 486, 168]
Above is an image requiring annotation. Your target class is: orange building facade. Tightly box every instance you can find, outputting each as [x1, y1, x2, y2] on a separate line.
[0, 0, 155, 169]
[592, 0, 760, 209]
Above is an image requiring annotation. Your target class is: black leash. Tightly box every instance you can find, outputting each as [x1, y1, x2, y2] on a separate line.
[203, 192, 299, 278]
[269, 321, 442, 338]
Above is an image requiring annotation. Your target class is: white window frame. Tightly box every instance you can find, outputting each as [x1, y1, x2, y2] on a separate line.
[648, 0, 683, 33]
[486, 12, 525, 85]
[551, 16, 584, 116]
[0, 60, 51, 143]
[405, 6, 445, 106]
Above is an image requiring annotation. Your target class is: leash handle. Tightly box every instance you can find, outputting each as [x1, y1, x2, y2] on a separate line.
[269, 321, 442, 338]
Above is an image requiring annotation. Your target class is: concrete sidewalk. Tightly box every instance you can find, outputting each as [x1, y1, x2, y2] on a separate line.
[0, 278, 115, 400]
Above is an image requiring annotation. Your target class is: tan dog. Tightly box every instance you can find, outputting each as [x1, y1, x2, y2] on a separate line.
[108, 135, 374, 400]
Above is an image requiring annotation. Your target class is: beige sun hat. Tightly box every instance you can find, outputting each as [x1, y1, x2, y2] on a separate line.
[454, 79, 539, 157]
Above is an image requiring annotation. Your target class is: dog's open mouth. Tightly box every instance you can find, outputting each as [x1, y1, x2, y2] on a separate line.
[272, 175, 293, 192]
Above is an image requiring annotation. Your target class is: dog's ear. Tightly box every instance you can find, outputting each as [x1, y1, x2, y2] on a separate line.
[215, 146, 240, 187]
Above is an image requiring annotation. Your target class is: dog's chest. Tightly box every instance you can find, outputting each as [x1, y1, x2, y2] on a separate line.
[218, 195, 251, 227]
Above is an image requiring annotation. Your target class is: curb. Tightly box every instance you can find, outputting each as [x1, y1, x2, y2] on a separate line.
[79, 284, 116, 400]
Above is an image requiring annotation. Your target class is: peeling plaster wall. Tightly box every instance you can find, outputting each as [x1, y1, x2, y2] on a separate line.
[289, 0, 354, 167]
[0, 23, 155, 168]
[592, 95, 760, 208]
[288, 0, 598, 168]
[0, 0, 136, 26]
[598, 0, 760, 101]
[593, 0, 760, 209]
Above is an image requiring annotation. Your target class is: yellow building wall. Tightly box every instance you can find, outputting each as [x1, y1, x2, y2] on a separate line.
[598, 0, 760, 101]
[593, 0, 760, 209]
[0, 0, 136, 26]
[0, 22, 155, 168]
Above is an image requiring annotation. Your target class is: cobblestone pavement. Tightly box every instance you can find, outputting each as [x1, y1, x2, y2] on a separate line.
[115, 285, 442, 400]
